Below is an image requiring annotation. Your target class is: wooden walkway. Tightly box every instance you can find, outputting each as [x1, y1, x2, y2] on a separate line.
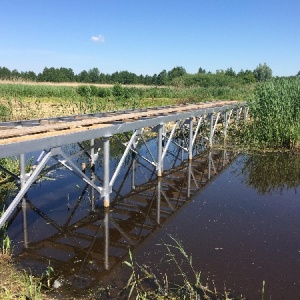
[0, 100, 239, 156]
[0, 100, 247, 228]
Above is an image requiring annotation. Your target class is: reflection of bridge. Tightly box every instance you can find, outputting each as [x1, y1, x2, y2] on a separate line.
[0, 101, 246, 228]
[11, 149, 235, 291]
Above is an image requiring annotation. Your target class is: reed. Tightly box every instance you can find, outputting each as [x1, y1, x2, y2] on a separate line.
[120, 236, 245, 300]
[239, 77, 300, 149]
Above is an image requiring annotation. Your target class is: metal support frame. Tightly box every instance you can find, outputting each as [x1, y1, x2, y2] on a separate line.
[157, 123, 164, 177]
[188, 117, 194, 160]
[0, 102, 247, 228]
[10, 149, 235, 287]
[224, 108, 233, 139]
[209, 111, 221, 146]
[103, 136, 110, 207]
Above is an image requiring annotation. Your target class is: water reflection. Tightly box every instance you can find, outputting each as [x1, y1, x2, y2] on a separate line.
[241, 152, 300, 194]
[8, 149, 235, 293]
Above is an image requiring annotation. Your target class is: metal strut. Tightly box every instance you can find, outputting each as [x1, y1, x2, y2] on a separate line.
[0, 102, 247, 228]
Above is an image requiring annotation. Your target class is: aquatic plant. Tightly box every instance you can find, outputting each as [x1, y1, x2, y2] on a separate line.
[121, 236, 245, 299]
[240, 77, 300, 148]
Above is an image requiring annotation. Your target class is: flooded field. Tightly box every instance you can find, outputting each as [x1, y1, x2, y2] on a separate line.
[5, 144, 300, 299]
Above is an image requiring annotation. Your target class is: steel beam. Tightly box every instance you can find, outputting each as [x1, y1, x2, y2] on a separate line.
[0, 102, 247, 228]
[103, 136, 111, 207]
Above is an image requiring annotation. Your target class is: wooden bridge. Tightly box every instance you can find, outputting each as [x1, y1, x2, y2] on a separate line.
[0, 100, 247, 228]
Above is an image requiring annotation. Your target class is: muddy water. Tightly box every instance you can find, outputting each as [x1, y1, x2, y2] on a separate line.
[6, 148, 300, 299]
[125, 152, 300, 299]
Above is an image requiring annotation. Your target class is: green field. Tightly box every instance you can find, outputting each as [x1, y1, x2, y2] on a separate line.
[0, 81, 254, 121]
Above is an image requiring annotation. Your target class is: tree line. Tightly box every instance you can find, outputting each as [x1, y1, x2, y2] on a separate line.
[0, 63, 275, 87]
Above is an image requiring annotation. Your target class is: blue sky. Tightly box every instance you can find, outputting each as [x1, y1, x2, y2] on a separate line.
[0, 0, 299, 76]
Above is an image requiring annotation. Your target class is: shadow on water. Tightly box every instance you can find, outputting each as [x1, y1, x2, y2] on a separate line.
[4, 145, 300, 299]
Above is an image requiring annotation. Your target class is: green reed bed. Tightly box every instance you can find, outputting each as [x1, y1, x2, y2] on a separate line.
[238, 77, 300, 149]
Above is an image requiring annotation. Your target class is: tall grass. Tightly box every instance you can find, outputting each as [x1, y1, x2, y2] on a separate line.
[120, 236, 244, 300]
[238, 77, 300, 149]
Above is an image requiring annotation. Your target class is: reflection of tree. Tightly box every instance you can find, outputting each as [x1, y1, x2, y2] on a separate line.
[241, 153, 300, 195]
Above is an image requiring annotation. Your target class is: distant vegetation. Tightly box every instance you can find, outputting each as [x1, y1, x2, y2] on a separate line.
[0, 63, 274, 86]
[1, 63, 299, 150]
[0, 63, 273, 121]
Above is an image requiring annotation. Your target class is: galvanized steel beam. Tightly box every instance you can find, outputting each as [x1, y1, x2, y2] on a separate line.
[0, 102, 246, 228]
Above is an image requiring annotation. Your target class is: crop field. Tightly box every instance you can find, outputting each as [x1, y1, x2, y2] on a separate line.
[0, 81, 253, 121]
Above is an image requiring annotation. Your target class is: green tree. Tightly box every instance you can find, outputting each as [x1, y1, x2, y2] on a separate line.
[0, 67, 11, 79]
[224, 67, 236, 77]
[157, 70, 168, 85]
[198, 67, 206, 74]
[237, 69, 256, 84]
[88, 68, 100, 83]
[168, 66, 186, 81]
[59, 67, 74, 82]
[77, 70, 89, 82]
[21, 71, 37, 81]
[253, 63, 272, 82]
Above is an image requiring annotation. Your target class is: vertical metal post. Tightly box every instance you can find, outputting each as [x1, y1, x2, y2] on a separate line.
[104, 207, 110, 270]
[187, 160, 192, 198]
[20, 154, 28, 248]
[103, 136, 110, 207]
[90, 139, 95, 167]
[224, 110, 228, 140]
[188, 117, 193, 160]
[91, 171, 95, 211]
[209, 113, 214, 147]
[208, 151, 212, 180]
[157, 124, 163, 177]
[132, 154, 136, 190]
[90, 137, 96, 211]
[20, 154, 26, 187]
[157, 177, 162, 224]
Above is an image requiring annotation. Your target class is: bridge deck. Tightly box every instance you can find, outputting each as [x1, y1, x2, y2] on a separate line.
[0, 100, 239, 158]
[0, 100, 247, 228]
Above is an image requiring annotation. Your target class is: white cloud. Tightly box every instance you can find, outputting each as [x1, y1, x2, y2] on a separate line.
[91, 35, 105, 43]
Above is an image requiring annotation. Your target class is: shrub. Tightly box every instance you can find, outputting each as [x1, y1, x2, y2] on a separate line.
[0, 103, 12, 121]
